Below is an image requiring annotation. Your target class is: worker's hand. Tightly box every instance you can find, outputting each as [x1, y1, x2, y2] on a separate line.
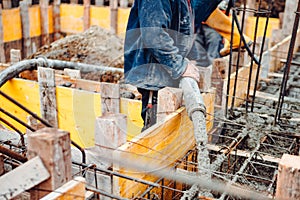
[182, 62, 200, 82]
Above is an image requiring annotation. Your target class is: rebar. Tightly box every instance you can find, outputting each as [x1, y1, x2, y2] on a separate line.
[275, 1, 300, 123]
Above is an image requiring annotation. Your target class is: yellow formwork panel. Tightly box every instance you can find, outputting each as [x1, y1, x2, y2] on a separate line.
[56, 87, 102, 147]
[2, 8, 22, 42]
[245, 16, 279, 40]
[0, 78, 102, 148]
[120, 98, 143, 140]
[60, 4, 84, 34]
[117, 8, 130, 36]
[29, 5, 41, 38]
[0, 79, 41, 132]
[90, 6, 110, 30]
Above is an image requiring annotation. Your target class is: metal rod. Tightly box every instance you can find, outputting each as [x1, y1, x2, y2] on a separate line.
[231, 3, 248, 111]
[0, 117, 25, 147]
[225, 0, 235, 117]
[246, 0, 262, 112]
[86, 186, 128, 200]
[0, 144, 28, 163]
[251, 0, 272, 111]
[0, 91, 52, 127]
[72, 161, 160, 188]
[275, 1, 300, 123]
[0, 107, 36, 132]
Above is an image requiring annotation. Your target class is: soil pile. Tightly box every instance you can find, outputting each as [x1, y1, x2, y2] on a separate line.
[29, 26, 124, 82]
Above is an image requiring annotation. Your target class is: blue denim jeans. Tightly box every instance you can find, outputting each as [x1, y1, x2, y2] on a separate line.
[194, 24, 224, 67]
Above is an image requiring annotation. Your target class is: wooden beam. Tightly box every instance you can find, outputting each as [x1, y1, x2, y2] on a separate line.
[249, 90, 300, 105]
[206, 144, 280, 163]
[10, 49, 21, 64]
[95, 113, 127, 167]
[110, 0, 118, 34]
[276, 154, 300, 199]
[0, 6, 5, 63]
[63, 68, 81, 79]
[27, 128, 72, 199]
[157, 87, 182, 122]
[40, 176, 86, 200]
[0, 156, 50, 200]
[2, 0, 12, 9]
[53, 0, 61, 40]
[20, 1, 32, 58]
[40, 0, 50, 45]
[100, 82, 120, 114]
[38, 67, 58, 128]
[83, 0, 90, 31]
[95, 0, 104, 6]
[120, 0, 128, 8]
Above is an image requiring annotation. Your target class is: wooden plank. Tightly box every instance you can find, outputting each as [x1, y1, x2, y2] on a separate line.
[100, 82, 120, 114]
[38, 67, 58, 128]
[95, 0, 104, 6]
[206, 144, 280, 163]
[282, 0, 297, 38]
[83, 0, 90, 31]
[113, 107, 194, 197]
[2, 0, 12, 9]
[20, 1, 32, 58]
[95, 113, 127, 167]
[249, 90, 300, 104]
[268, 72, 283, 78]
[119, 0, 128, 8]
[64, 68, 81, 79]
[53, 0, 61, 40]
[276, 154, 300, 199]
[0, 6, 5, 63]
[40, 0, 50, 45]
[110, 0, 118, 34]
[0, 156, 50, 200]
[157, 87, 182, 122]
[28, 128, 72, 199]
[222, 63, 258, 109]
[40, 177, 86, 200]
[10, 49, 21, 64]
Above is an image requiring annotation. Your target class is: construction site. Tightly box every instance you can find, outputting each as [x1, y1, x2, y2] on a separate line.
[0, 0, 300, 199]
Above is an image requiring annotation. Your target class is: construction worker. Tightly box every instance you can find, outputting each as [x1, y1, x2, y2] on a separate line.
[124, 0, 251, 128]
[124, 0, 224, 128]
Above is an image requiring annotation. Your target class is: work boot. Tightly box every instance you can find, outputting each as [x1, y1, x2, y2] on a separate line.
[205, 8, 253, 57]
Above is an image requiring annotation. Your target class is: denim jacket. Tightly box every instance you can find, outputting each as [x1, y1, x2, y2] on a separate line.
[124, 0, 221, 90]
[124, 0, 195, 90]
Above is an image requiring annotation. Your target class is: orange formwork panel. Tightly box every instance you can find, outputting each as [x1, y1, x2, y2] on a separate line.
[2, 8, 22, 42]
